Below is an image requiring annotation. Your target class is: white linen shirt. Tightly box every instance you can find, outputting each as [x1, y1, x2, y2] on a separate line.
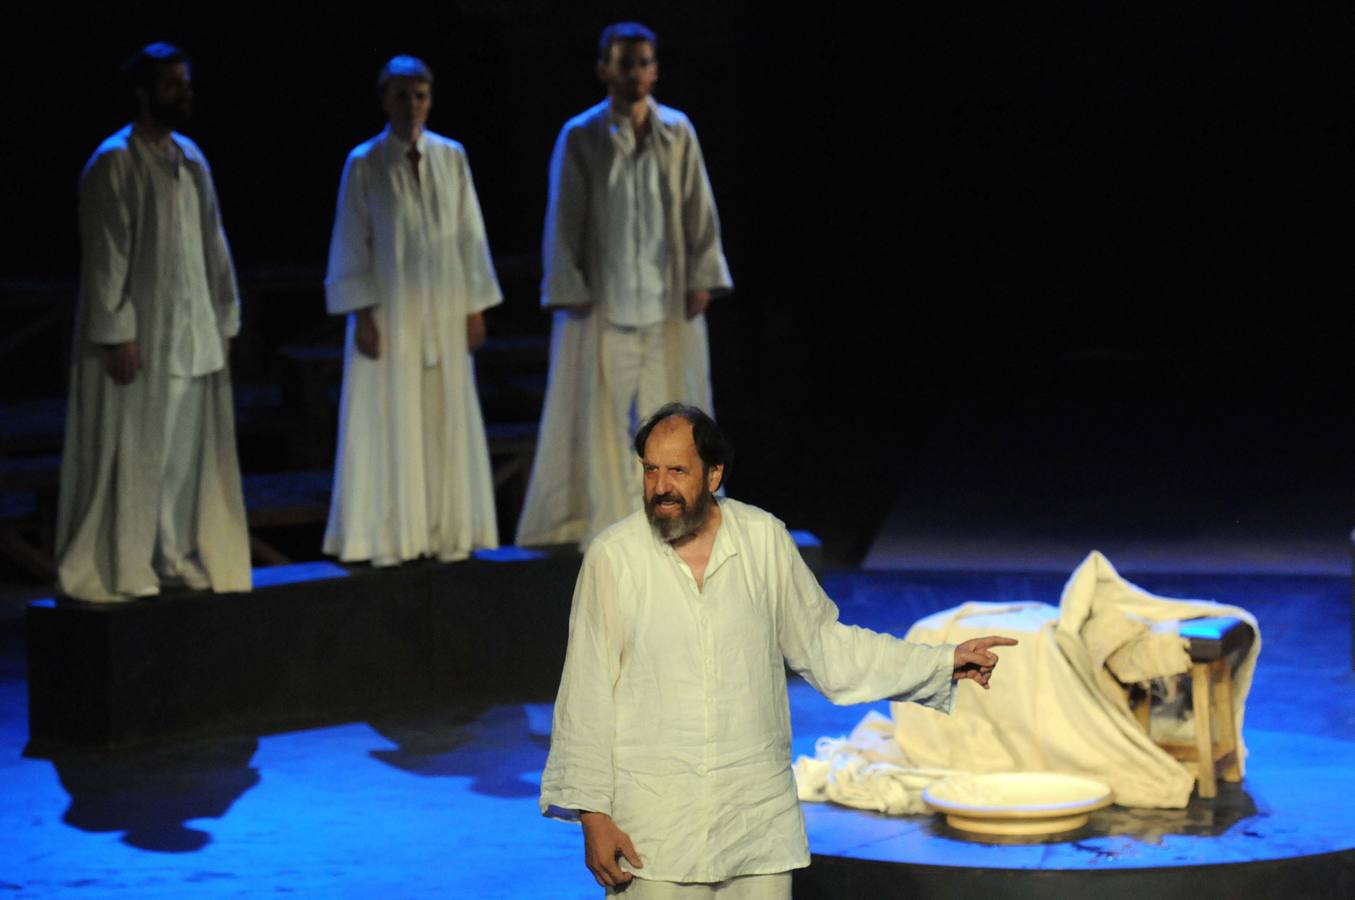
[599, 109, 669, 328]
[133, 130, 224, 377]
[539, 498, 956, 883]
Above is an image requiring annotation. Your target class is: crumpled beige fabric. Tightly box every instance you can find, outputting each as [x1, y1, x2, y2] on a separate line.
[1085, 611, 1192, 685]
[792, 711, 961, 815]
[794, 551, 1261, 811]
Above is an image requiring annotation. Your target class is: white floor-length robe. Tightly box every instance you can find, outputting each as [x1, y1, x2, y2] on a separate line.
[56, 126, 251, 601]
[514, 100, 733, 548]
[323, 128, 502, 564]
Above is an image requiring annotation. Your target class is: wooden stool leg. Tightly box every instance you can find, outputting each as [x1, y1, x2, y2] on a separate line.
[1191, 662, 1218, 798]
[1134, 684, 1151, 733]
[1211, 658, 1242, 782]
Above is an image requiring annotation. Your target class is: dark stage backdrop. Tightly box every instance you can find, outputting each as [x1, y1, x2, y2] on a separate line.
[1, 3, 1349, 561]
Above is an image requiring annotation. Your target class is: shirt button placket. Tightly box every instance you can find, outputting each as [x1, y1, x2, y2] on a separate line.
[700, 601, 714, 782]
[700, 600, 717, 861]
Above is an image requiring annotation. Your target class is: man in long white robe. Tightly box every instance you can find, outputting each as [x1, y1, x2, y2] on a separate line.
[56, 43, 251, 601]
[323, 56, 502, 565]
[515, 23, 734, 549]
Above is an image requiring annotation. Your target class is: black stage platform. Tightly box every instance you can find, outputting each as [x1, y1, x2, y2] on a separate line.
[26, 534, 824, 748]
[26, 550, 581, 747]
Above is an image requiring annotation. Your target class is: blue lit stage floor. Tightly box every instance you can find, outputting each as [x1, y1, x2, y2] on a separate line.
[0, 568, 1351, 896]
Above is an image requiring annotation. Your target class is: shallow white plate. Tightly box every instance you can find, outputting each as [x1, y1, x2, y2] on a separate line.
[923, 772, 1113, 836]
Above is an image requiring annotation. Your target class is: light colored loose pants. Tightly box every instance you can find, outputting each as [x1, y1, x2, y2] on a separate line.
[605, 872, 792, 899]
[599, 322, 670, 456]
[154, 374, 210, 588]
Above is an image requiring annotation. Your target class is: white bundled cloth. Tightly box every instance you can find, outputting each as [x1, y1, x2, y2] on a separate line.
[793, 711, 963, 815]
[794, 551, 1261, 811]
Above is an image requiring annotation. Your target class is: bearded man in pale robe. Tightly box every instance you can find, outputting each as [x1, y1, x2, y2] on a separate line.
[515, 22, 734, 550]
[323, 55, 503, 566]
[56, 42, 251, 602]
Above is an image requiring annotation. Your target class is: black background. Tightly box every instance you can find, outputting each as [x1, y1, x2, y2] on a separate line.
[1, 3, 1349, 561]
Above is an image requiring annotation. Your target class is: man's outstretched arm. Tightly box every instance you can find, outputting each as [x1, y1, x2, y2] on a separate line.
[776, 527, 1014, 707]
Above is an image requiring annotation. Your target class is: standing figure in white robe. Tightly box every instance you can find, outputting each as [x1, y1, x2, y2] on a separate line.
[56, 42, 251, 602]
[323, 55, 503, 566]
[514, 22, 734, 549]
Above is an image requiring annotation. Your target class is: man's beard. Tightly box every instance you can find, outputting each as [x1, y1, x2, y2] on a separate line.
[646, 486, 715, 542]
[150, 96, 192, 130]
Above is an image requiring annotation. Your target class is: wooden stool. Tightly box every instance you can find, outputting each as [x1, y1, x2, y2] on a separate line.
[1133, 616, 1254, 799]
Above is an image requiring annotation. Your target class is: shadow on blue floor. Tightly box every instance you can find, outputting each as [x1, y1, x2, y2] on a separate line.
[367, 704, 551, 798]
[28, 738, 260, 853]
[19, 701, 554, 856]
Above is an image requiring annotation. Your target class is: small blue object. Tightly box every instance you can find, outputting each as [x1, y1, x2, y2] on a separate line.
[790, 530, 822, 549]
[253, 561, 349, 589]
[1179, 616, 1240, 641]
[474, 546, 548, 563]
[30, 597, 56, 609]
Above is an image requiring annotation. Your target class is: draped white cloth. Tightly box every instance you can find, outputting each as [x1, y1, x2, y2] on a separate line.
[323, 128, 502, 563]
[515, 100, 733, 549]
[56, 126, 250, 601]
[795, 552, 1261, 811]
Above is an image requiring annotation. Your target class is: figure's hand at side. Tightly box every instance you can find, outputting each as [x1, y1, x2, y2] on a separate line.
[466, 312, 487, 353]
[580, 811, 642, 888]
[685, 289, 712, 320]
[560, 302, 593, 320]
[953, 636, 1018, 689]
[104, 341, 141, 385]
[355, 308, 380, 359]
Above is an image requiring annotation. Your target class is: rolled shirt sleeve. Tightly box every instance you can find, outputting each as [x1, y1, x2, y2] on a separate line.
[539, 542, 625, 819]
[775, 527, 955, 712]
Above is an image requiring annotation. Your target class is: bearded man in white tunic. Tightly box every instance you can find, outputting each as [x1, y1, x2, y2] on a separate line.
[56, 42, 251, 602]
[323, 55, 503, 566]
[515, 22, 734, 550]
[540, 404, 1017, 898]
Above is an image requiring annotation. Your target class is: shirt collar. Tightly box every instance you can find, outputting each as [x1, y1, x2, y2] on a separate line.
[653, 498, 739, 585]
[704, 499, 738, 578]
[608, 97, 672, 153]
[130, 125, 186, 166]
[383, 126, 428, 157]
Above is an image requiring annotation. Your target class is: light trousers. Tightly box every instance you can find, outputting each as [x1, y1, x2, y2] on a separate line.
[154, 374, 209, 588]
[599, 321, 669, 456]
[605, 872, 792, 899]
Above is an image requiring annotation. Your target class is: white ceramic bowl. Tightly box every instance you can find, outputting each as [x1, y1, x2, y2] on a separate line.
[922, 772, 1113, 836]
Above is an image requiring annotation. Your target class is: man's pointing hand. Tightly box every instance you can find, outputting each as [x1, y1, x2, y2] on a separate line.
[952, 635, 1018, 689]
